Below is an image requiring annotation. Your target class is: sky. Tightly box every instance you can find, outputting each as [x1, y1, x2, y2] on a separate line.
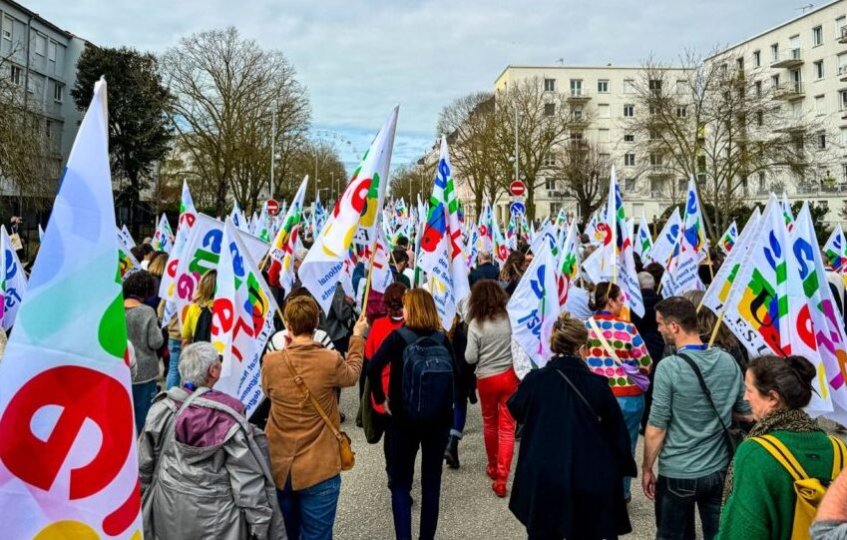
[28, 0, 820, 171]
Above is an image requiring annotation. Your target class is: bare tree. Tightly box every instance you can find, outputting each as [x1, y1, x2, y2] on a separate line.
[285, 140, 347, 205]
[628, 50, 820, 238]
[161, 27, 310, 215]
[436, 92, 508, 217]
[550, 140, 610, 222]
[493, 78, 584, 221]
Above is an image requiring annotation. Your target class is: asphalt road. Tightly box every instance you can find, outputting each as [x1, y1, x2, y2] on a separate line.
[333, 388, 658, 540]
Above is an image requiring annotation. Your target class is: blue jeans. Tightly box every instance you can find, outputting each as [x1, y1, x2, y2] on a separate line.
[451, 399, 467, 438]
[655, 469, 726, 540]
[165, 338, 182, 390]
[277, 474, 341, 540]
[132, 381, 159, 434]
[616, 395, 644, 499]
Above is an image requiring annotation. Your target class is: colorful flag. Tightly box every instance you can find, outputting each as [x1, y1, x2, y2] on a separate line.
[1, 226, 27, 331]
[370, 221, 394, 294]
[718, 220, 738, 255]
[702, 208, 761, 316]
[300, 107, 398, 314]
[212, 219, 279, 418]
[650, 207, 681, 267]
[269, 176, 308, 296]
[824, 225, 847, 272]
[557, 219, 581, 307]
[417, 137, 471, 330]
[159, 181, 198, 325]
[151, 213, 174, 253]
[490, 209, 510, 266]
[605, 167, 643, 317]
[662, 177, 707, 296]
[0, 78, 143, 539]
[635, 213, 653, 261]
[231, 202, 249, 233]
[119, 224, 135, 250]
[507, 241, 560, 366]
[781, 193, 795, 231]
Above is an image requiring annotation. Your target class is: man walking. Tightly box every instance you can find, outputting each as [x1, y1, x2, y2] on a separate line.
[642, 297, 750, 540]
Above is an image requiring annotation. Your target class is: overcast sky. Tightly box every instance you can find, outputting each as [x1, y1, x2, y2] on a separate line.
[29, 0, 818, 170]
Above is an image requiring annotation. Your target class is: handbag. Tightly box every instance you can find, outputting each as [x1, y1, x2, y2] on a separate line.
[282, 351, 355, 470]
[587, 317, 651, 392]
[677, 352, 745, 456]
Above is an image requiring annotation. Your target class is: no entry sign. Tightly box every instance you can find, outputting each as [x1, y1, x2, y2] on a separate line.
[510, 181, 527, 197]
[266, 199, 280, 216]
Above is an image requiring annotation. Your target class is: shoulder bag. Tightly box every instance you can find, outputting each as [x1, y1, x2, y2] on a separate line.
[282, 351, 355, 470]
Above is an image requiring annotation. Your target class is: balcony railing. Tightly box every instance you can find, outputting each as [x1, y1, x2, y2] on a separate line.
[774, 81, 805, 100]
[840, 26, 847, 44]
[839, 64, 847, 81]
[771, 48, 803, 68]
[566, 90, 591, 101]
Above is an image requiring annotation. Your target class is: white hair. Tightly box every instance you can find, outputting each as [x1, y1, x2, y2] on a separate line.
[638, 271, 655, 291]
[478, 250, 492, 263]
[179, 342, 220, 387]
[294, 248, 309, 262]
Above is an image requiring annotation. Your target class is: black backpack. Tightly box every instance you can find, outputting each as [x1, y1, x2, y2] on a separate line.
[396, 328, 454, 423]
[193, 307, 213, 343]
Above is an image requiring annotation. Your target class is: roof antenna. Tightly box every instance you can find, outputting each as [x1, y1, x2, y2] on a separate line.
[556, 58, 564, 65]
[797, 3, 814, 13]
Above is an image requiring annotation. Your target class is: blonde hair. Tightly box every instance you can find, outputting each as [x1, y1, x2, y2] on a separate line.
[284, 295, 320, 336]
[193, 269, 217, 303]
[550, 312, 588, 356]
[403, 288, 441, 332]
[147, 252, 168, 278]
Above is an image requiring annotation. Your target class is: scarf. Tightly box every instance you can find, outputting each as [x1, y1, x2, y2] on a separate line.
[722, 408, 820, 504]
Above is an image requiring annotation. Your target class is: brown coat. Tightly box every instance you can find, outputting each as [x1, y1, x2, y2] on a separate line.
[261, 335, 364, 490]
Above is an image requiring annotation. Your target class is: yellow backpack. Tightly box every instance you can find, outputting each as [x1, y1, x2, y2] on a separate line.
[750, 434, 847, 540]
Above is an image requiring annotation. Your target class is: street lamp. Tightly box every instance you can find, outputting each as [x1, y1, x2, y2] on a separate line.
[270, 99, 278, 199]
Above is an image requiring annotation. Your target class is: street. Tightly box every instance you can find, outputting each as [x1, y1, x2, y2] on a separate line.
[334, 388, 658, 539]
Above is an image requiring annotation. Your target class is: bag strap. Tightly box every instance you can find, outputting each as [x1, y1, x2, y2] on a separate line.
[555, 369, 602, 424]
[587, 318, 624, 367]
[751, 434, 808, 481]
[831, 435, 847, 479]
[677, 352, 735, 452]
[149, 388, 211, 484]
[281, 350, 344, 442]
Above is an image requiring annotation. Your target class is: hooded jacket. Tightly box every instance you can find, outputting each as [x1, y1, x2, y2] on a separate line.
[139, 387, 286, 540]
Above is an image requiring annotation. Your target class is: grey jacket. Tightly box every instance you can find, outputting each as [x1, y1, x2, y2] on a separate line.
[139, 387, 287, 540]
[465, 315, 514, 379]
[126, 304, 164, 384]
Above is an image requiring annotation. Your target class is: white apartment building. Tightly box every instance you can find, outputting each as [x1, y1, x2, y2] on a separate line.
[0, 0, 88, 194]
[706, 0, 847, 224]
[487, 65, 689, 223]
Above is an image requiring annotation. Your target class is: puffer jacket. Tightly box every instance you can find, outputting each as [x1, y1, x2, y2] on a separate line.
[139, 387, 286, 540]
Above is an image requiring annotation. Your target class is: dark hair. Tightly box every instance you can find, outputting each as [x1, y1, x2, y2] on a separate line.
[123, 270, 155, 300]
[383, 282, 407, 318]
[468, 279, 509, 323]
[550, 312, 588, 355]
[500, 251, 525, 281]
[747, 355, 816, 410]
[654, 296, 699, 333]
[396, 235, 409, 248]
[644, 262, 665, 287]
[392, 248, 409, 265]
[588, 282, 621, 311]
[130, 244, 153, 262]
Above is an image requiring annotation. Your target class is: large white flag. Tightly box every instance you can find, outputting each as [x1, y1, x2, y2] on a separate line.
[151, 213, 174, 253]
[1, 225, 27, 330]
[212, 219, 279, 417]
[649, 207, 681, 266]
[0, 79, 143, 538]
[269, 176, 309, 296]
[300, 107, 398, 314]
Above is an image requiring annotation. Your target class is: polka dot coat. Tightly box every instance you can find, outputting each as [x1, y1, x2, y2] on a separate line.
[584, 312, 652, 397]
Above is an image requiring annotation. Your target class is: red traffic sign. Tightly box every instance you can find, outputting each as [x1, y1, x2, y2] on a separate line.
[510, 180, 527, 197]
[266, 199, 280, 216]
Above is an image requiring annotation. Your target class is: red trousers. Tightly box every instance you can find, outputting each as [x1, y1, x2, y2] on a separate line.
[477, 368, 519, 483]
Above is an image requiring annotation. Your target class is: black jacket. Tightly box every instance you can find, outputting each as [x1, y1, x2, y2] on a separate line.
[633, 287, 665, 364]
[469, 262, 499, 287]
[507, 355, 636, 540]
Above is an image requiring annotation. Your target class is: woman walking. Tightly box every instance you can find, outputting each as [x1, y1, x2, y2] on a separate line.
[181, 269, 216, 346]
[464, 279, 517, 497]
[585, 281, 652, 501]
[262, 295, 368, 540]
[368, 288, 460, 540]
[508, 312, 636, 539]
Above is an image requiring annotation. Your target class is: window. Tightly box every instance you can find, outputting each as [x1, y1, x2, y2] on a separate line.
[838, 16, 847, 41]
[623, 79, 636, 94]
[45, 120, 52, 140]
[755, 80, 762, 97]
[570, 79, 583, 96]
[753, 50, 761, 67]
[839, 53, 847, 77]
[676, 80, 687, 94]
[598, 103, 610, 118]
[771, 43, 779, 62]
[771, 74, 780, 88]
[818, 131, 827, 150]
[677, 178, 687, 192]
[649, 79, 662, 95]
[676, 106, 687, 118]
[624, 133, 635, 142]
[841, 89, 847, 110]
[813, 26, 823, 47]
[34, 34, 46, 57]
[53, 83, 63, 102]
[598, 128, 611, 142]
[815, 94, 826, 115]
[545, 177, 556, 190]
[544, 103, 556, 117]
[2, 16, 12, 41]
[758, 172, 766, 193]
[624, 153, 636, 166]
[842, 163, 847, 184]
[597, 79, 609, 93]
[736, 57, 744, 71]
[757, 110, 764, 126]
[649, 128, 660, 140]
[842, 127, 847, 147]
[544, 78, 556, 92]
[10, 65, 21, 85]
[815, 60, 824, 79]
[623, 104, 635, 117]
[542, 153, 555, 167]
[571, 107, 583, 121]
[625, 178, 636, 191]
[570, 131, 583, 141]
[650, 177, 665, 194]
[48, 41, 57, 62]
[650, 153, 663, 166]
[599, 152, 611, 163]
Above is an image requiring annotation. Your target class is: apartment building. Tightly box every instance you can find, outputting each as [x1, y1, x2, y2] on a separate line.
[706, 0, 847, 223]
[0, 0, 87, 195]
[487, 65, 689, 223]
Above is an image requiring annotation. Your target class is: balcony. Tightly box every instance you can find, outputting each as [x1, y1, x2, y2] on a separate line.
[840, 65, 847, 82]
[566, 90, 591, 103]
[771, 48, 803, 69]
[773, 81, 805, 101]
[840, 26, 847, 44]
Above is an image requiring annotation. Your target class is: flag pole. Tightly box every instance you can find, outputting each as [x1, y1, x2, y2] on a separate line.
[360, 247, 380, 316]
[708, 310, 725, 347]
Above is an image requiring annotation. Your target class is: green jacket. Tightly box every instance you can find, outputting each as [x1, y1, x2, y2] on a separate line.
[718, 430, 836, 540]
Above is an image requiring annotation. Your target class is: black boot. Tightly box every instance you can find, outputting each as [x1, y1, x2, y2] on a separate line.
[444, 435, 460, 469]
